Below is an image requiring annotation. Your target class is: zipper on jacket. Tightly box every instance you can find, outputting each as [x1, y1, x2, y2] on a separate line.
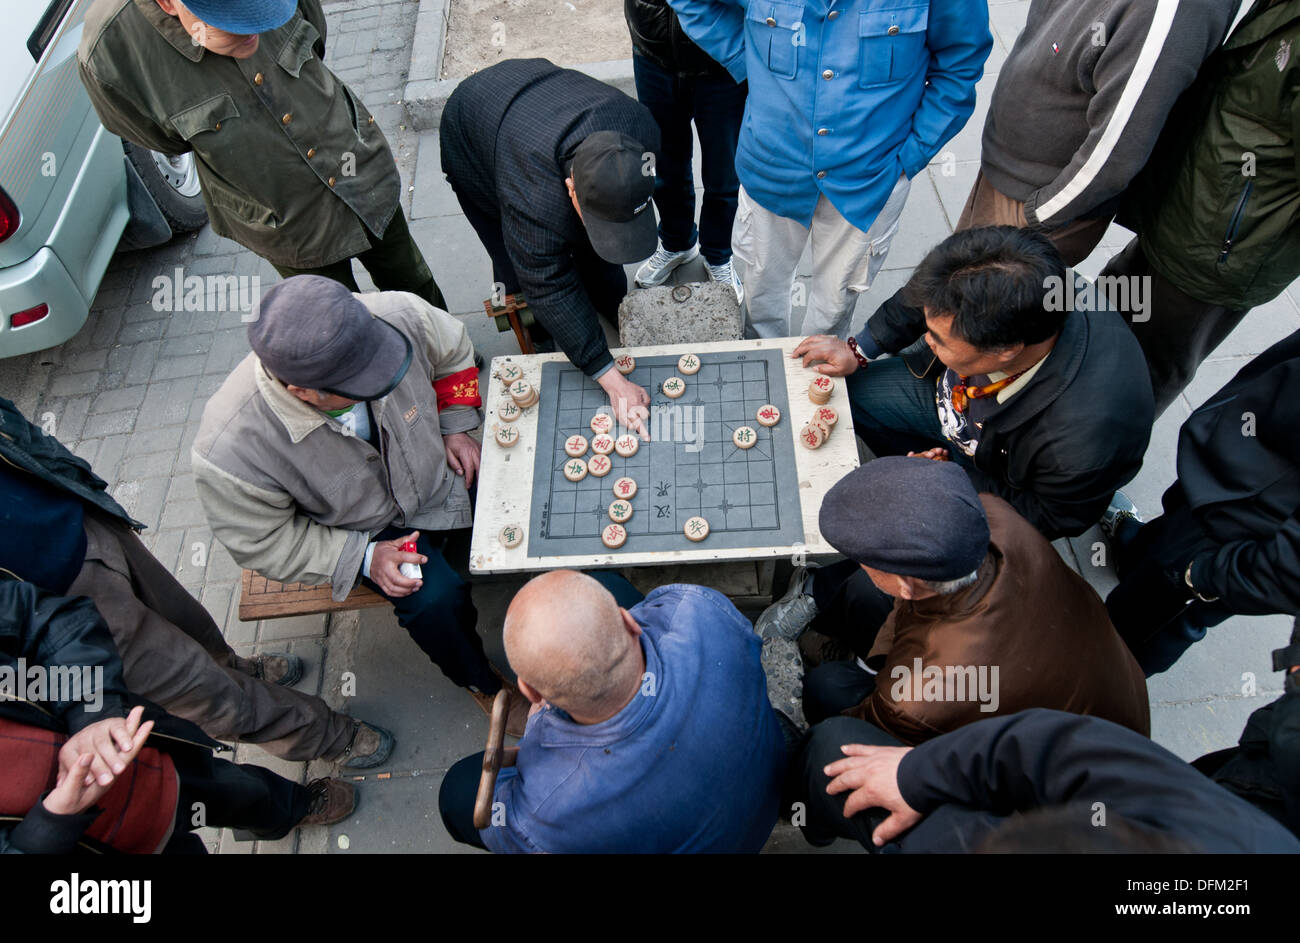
[1219, 180, 1254, 263]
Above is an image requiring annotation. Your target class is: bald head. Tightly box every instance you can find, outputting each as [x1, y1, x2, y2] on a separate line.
[504, 571, 643, 721]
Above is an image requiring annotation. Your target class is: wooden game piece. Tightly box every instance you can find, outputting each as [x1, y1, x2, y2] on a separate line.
[498, 400, 522, 423]
[614, 434, 639, 458]
[563, 458, 588, 482]
[756, 404, 781, 427]
[588, 454, 612, 477]
[499, 363, 524, 387]
[494, 425, 520, 448]
[608, 500, 633, 524]
[601, 523, 627, 549]
[510, 379, 536, 407]
[613, 477, 637, 500]
[683, 516, 710, 542]
[591, 434, 615, 455]
[809, 418, 832, 440]
[732, 425, 758, 449]
[662, 376, 686, 399]
[499, 524, 524, 549]
[677, 353, 701, 375]
[614, 354, 636, 375]
[814, 405, 838, 427]
[590, 413, 614, 435]
[564, 434, 588, 458]
[809, 375, 834, 404]
[799, 423, 826, 450]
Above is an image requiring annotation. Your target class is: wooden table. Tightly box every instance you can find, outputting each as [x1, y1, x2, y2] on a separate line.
[470, 339, 859, 574]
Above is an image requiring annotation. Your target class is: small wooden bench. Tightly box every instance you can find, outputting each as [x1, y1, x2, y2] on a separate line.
[484, 292, 536, 355]
[238, 569, 387, 622]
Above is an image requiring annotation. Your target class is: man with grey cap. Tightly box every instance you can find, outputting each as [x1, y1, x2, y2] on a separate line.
[194, 276, 530, 740]
[758, 457, 1149, 745]
[440, 59, 662, 435]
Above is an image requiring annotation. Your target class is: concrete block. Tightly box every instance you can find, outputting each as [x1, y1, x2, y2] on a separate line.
[618, 281, 743, 347]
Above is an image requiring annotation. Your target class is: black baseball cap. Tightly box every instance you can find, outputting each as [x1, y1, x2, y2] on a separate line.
[570, 131, 658, 264]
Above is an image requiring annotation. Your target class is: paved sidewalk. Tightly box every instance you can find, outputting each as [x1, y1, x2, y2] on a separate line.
[1, 0, 1295, 853]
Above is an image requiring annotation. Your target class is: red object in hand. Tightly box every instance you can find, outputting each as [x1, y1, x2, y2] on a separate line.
[398, 541, 422, 581]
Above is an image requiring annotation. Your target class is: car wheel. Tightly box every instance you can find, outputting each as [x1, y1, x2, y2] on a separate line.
[123, 141, 208, 232]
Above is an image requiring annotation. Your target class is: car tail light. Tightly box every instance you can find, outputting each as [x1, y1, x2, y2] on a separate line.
[10, 304, 48, 329]
[0, 187, 18, 243]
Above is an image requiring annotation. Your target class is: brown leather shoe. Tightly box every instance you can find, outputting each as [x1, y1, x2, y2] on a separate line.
[469, 678, 531, 739]
[296, 778, 356, 828]
[798, 629, 853, 668]
[239, 652, 304, 686]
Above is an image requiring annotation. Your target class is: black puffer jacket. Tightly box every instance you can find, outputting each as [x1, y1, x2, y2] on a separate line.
[625, 0, 731, 78]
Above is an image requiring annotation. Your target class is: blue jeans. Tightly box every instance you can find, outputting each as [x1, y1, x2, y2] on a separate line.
[362, 525, 498, 692]
[846, 357, 972, 469]
[632, 53, 746, 266]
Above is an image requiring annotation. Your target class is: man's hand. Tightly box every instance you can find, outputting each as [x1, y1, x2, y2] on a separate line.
[370, 531, 425, 597]
[824, 743, 921, 847]
[58, 705, 154, 789]
[597, 370, 650, 438]
[907, 447, 950, 462]
[50, 706, 153, 813]
[793, 335, 860, 377]
[443, 432, 481, 488]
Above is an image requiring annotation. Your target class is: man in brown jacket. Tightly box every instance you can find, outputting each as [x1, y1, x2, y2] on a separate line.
[783, 457, 1149, 744]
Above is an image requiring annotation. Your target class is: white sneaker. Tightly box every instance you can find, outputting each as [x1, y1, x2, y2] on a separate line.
[635, 243, 700, 287]
[707, 259, 744, 306]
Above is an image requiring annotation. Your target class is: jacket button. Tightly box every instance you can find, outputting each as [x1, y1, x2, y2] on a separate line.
[214, 122, 221, 131]
[817, 127, 829, 135]
[307, 147, 317, 158]
[765, 16, 775, 25]
[888, 25, 900, 35]
[827, 9, 839, 19]
[254, 72, 264, 85]
[282, 113, 292, 125]
[816, 170, 827, 179]
[367, 115, 374, 125]
[328, 176, 337, 187]
[366, 454, 379, 463]
[822, 69, 833, 80]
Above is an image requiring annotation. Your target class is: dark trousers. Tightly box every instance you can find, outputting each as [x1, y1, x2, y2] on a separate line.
[844, 357, 974, 469]
[796, 715, 907, 850]
[164, 745, 311, 853]
[451, 186, 627, 343]
[632, 54, 746, 266]
[273, 210, 447, 310]
[361, 525, 498, 693]
[1102, 238, 1248, 416]
[1105, 497, 1233, 676]
[437, 570, 645, 850]
[808, 560, 894, 652]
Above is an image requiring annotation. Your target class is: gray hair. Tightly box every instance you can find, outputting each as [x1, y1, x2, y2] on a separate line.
[921, 569, 981, 595]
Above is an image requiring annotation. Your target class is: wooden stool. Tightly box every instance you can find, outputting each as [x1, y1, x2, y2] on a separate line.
[484, 293, 536, 355]
[237, 569, 386, 622]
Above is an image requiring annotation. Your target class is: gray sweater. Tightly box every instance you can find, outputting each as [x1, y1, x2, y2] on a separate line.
[981, 0, 1240, 227]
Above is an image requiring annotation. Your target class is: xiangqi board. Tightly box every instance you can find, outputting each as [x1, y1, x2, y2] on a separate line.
[529, 350, 805, 556]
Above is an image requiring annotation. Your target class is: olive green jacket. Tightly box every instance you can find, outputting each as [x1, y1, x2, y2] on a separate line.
[1128, 0, 1300, 309]
[77, 0, 400, 268]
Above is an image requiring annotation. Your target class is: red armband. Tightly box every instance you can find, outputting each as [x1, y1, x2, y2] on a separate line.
[433, 366, 482, 411]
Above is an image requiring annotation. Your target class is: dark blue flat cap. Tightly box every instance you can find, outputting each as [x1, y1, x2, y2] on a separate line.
[819, 456, 990, 580]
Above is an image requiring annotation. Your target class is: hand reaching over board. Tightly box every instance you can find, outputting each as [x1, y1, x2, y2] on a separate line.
[597, 369, 649, 437]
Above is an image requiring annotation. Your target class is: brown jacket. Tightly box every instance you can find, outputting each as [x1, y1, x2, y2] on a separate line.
[854, 495, 1150, 744]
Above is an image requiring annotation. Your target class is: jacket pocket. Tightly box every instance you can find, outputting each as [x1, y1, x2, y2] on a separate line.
[170, 93, 241, 142]
[858, 2, 929, 88]
[1217, 179, 1254, 264]
[745, 1, 805, 80]
[276, 16, 321, 77]
[203, 172, 279, 229]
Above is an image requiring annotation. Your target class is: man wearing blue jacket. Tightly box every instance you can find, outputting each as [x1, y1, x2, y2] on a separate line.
[667, 0, 991, 339]
[438, 570, 787, 853]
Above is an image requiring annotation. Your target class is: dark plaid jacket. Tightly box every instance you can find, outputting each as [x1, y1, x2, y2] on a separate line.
[439, 59, 661, 377]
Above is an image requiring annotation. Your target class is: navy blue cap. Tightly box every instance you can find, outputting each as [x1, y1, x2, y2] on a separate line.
[819, 457, 990, 580]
